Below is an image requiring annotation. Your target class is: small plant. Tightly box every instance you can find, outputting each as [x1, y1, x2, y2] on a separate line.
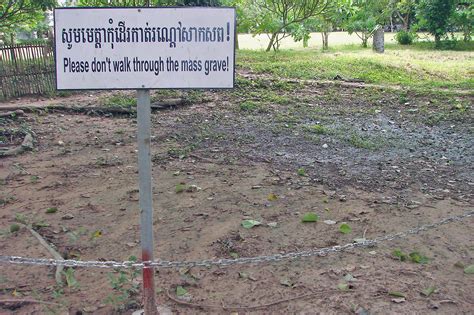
[297, 167, 306, 176]
[239, 101, 259, 112]
[101, 93, 136, 108]
[14, 213, 28, 224]
[392, 249, 429, 264]
[62, 268, 79, 288]
[306, 124, 329, 135]
[395, 30, 416, 45]
[10, 224, 20, 233]
[105, 256, 140, 311]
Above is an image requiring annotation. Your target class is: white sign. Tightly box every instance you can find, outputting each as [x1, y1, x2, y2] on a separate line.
[54, 7, 235, 90]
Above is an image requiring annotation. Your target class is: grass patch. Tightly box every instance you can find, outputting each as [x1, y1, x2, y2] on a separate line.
[305, 124, 330, 135]
[100, 93, 136, 108]
[237, 44, 474, 90]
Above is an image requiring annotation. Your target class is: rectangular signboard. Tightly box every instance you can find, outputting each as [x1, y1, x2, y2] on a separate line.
[54, 7, 235, 90]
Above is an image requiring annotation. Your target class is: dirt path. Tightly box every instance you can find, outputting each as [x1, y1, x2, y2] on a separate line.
[0, 79, 473, 314]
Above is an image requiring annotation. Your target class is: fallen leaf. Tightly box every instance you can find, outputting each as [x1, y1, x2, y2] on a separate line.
[91, 230, 102, 239]
[421, 286, 436, 297]
[176, 286, 187, 297]
[46, 207, 58, 214]
[301, 212, 319, 223]
[337, 283, 349, 291]
[464, 264, 474, 274]
[280, 279, 292, 287]
[389, 291, 406, 298]
[339, 223, 352, 234]
[175, 184, 186, 193]
[391, 297, 406, 303]
[267, 193, 278, 201]
[241, 220, 261, 229]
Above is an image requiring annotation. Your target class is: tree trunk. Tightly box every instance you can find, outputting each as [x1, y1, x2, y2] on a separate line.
[322, 32, 329, 50]
[361, 35, 368, 48]
[266, 33, 277, 52]
[373, 27, 384, 53]
[434, 34, 441, 48]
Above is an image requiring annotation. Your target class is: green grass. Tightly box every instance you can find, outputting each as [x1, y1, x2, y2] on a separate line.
[99, 93, 136, 108]
[237, 43, 474, 90]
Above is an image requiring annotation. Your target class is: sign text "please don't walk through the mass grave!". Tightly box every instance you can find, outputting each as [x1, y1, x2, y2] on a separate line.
[54, 7, 235, 90]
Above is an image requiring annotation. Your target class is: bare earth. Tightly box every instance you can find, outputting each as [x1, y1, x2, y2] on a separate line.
[0, 73, 473, 314]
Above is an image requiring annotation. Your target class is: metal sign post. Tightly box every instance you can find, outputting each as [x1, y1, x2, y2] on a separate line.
[137, 89, 157, 315]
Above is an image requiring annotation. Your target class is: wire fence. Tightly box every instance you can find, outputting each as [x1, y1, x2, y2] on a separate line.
[0, 44, 55, 99]
[1, 210, 472, 270]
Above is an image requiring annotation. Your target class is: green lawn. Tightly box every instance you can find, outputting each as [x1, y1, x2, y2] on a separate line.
[237, 42, 474, 90]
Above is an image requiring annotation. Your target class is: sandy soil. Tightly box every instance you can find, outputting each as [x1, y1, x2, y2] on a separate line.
[0, 74, 473, 314]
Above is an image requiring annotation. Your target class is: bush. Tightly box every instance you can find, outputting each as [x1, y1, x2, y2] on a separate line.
[395, 30, 416, 45]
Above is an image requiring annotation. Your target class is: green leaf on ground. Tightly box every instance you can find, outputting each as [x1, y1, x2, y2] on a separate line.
[464, 265, 474, 274]
[337, 283, 349, 291]
[46, 207, 58, 214]
[389, 291, 406, 298]
[176, 286, 187, 297]
[301, 212, 319, 223]
[267, 193, 278, 201]
[421, 286, 436, 297]
[339, 223, 352, 234]
[175, 184, 186, 193]
[241, 220, 261, 229]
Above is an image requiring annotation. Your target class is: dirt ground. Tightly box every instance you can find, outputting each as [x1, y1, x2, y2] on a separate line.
[0, 73, 473, 314]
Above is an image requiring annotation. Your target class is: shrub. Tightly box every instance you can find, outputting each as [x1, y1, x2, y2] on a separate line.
[395, 30, 416, 45]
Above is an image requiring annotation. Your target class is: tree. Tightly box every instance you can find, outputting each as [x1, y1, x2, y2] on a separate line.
[316, 0, 355, 49]
[416, 0, 456, 47]
[452, 0, 473, 42]
[393, 0, 418, 30]
[345, 0, 391, 47]
[0, 0, 56, 34]
[253, 0, 330, 51]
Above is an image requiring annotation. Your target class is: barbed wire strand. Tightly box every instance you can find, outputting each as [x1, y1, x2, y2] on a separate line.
[0, 210, 472, 270]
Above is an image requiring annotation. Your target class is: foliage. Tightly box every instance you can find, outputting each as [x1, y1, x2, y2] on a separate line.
[75, 0, 219, 6]
[252, 0, 331, 51]
[393, 0, 418, 30]
[305, 0, 356, 49]
[345, 0, 392, 47]
[452, 0, 474, 42]
[395, 30, 416, 44]
[416, 0, 456, 48]
[0, 0, 55, 34]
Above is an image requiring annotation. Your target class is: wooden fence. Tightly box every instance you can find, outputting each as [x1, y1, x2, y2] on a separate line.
[0, 44, 55, 99]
